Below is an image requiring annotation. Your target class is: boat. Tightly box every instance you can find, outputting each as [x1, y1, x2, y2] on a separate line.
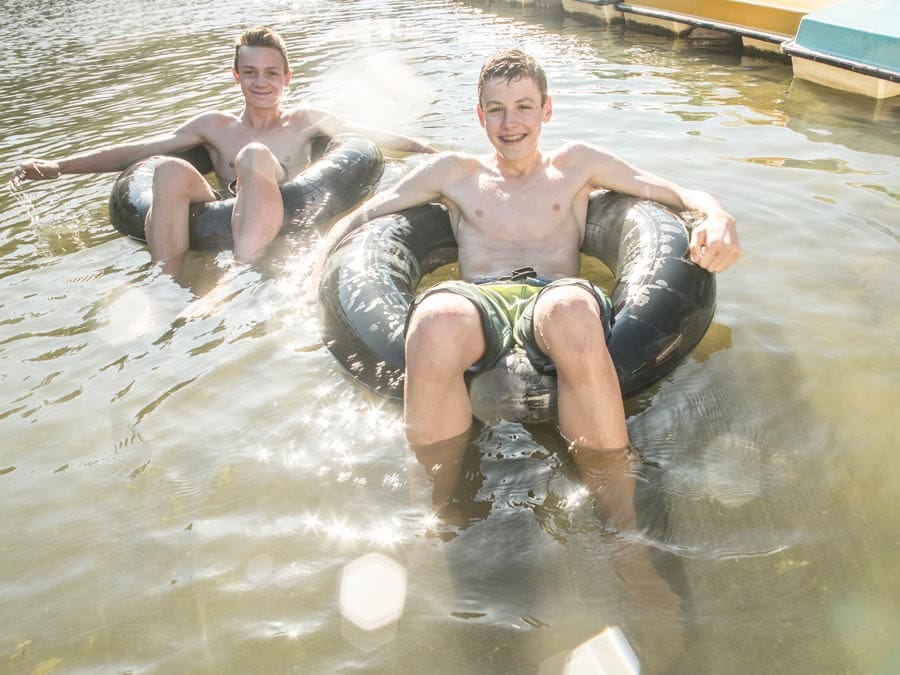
[560, 0, 900, 98]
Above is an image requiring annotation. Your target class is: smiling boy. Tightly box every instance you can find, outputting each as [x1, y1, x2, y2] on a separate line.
[315, 49, 741, 453]
[12, 26, 433, 276]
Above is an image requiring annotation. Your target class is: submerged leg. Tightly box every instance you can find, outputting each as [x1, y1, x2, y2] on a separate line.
[230, 143, 286, 262]
[571, 440, 686, 669]
[145, 158, 217, 277]
[409, 424, 488, 525]
[404, 292, 485, 446]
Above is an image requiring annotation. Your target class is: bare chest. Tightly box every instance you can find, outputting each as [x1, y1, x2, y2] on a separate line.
[209, 125, 315, 182]
[453, 171, 584, 241]
[448, 172, 588, 279]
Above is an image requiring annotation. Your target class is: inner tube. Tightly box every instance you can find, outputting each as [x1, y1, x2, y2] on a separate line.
[318, 191, 716, 424]
[108, 135, 384, 250]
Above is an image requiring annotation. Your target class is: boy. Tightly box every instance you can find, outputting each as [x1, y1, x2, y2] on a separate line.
[315, 49, 741, 453]
[13, 26, 434, 276]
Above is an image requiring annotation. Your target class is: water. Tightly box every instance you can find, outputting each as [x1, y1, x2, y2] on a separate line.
[2, 1, 899, 673]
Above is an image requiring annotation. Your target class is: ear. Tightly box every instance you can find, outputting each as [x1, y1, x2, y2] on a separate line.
[542, 95, 553, 123]
[232, 68, 240, 84]
[476, 104, 486, 128]
[284, 69, 292, 86]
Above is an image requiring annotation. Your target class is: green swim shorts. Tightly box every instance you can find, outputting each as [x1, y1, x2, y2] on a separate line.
[407, 274, 614, 374]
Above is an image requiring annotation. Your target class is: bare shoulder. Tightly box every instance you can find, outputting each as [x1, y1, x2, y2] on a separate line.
[410, 150, 481, 181]
[175, 110, 238, 136]
[412, 153, 483, 219]
[553, 141, 629, 188]
[429, 150, 479, 170]
[553, 140, 618, 166]
[282, 107, 340, 134]
[284, 106, 323, 124]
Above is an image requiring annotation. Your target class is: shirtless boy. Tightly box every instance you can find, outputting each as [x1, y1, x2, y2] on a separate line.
[12, 26, 433, 276]
[316, 49, 741, 454]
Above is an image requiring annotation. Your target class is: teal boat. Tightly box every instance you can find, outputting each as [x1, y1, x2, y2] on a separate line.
[561, 0, 899, 98]
[783, 0, 899, 98]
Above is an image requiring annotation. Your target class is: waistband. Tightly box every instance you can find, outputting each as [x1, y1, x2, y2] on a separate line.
[470, 266, 551, 286]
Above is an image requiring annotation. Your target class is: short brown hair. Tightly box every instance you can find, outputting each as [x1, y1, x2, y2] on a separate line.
[233, 26, 290, 73]
[477, 49, 548, 106]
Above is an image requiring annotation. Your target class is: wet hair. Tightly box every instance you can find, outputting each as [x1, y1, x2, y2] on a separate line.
[477, 49, 548, 106]
[233, 26, 290, 73]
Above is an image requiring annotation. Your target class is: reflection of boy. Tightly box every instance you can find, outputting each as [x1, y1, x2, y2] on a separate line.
[13, 26, 434, 276]
[317, 49, 741, 452]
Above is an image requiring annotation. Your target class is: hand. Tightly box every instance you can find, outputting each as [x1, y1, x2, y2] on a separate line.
[689, 209, 742, 273]
[11, 160, 61, 187]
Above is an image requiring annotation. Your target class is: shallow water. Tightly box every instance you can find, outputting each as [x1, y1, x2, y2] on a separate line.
[2, 0, 899, 673]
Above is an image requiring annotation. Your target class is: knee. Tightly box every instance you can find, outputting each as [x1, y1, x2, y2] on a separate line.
[406, 295, 483, 370]
[538, 286, 601, 330]
[534, 287, 606, 358]
[234, 142, 281, 180]
[152, 157, 199, 192]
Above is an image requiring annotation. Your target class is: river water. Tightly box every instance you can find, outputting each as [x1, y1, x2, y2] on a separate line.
[2, 1, 898, 673]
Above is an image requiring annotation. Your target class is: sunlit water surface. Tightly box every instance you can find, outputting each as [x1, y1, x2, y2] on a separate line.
[2, 1, 899, 673]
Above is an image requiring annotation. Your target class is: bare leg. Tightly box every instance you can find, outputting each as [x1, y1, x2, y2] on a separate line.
[230, 142, 286, 262]
[404, 293, 485, 445]
[532, 284, 629, 451]
[145, 158, 217, 277]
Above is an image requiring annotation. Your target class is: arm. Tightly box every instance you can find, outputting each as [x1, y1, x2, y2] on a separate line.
[304, 153, 458, 301]
[310, 110, 437, 155]
[11, 114, 212, 186]
[577, 143, 742, 273]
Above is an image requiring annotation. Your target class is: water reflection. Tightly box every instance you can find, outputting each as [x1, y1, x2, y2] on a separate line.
[409, 420, 692, 672]
[2, 1, 899, 674]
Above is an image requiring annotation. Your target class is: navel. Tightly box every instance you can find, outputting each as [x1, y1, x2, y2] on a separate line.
[552, 203, 561, 212]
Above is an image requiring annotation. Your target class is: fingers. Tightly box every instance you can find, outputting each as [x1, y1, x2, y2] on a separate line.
[10, 164, 28, 187]
[689, 223, 742, 273]
[11, 160, 59, 186]
[688, 227, 706, 264]
[695, 241, 741, 273]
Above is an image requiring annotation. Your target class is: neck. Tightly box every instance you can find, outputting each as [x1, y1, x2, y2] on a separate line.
[493, 148, 543, 179]
[240, 104, 284, 131]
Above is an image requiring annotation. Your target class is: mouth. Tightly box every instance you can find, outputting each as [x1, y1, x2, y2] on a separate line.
[499, 133, 526, 144]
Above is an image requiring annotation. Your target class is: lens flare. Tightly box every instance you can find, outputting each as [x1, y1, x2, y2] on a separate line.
[339, 552, 407, 632]
[565, 626, 640, 675]
[313, 51, 434, 131]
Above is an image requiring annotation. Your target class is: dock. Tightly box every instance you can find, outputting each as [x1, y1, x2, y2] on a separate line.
[559, 0, 900, 98]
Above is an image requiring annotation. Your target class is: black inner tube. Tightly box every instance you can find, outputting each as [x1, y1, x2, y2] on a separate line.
[319, 191, 716, 424]
[108, 135, 384, 250]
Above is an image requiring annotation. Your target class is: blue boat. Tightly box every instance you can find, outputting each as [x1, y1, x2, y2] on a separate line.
[561, 0, 900, 98]
[783, 0, 900, 98]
